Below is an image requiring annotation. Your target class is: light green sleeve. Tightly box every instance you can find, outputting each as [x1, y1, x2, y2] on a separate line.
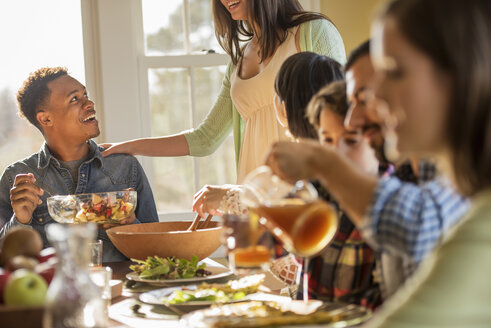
[183, 61, 235, 157]
[367, 193, 491, 328]
[299, 19, 347, 65]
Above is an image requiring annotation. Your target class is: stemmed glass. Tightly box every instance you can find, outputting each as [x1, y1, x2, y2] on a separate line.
[239, 166, 339, 301]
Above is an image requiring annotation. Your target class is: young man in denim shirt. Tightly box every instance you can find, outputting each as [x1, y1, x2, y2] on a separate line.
[0, 67, 159, 261]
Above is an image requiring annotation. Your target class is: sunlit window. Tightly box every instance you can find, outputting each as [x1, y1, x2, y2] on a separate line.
[0, 0, 85, 174]
[142, 0, 235, 212]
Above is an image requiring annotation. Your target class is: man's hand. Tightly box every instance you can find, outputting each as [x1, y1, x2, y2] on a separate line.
[10, 173, 44, 224]
[100, 188, 137, 229]
[265, 140, 328, 184]
[100, 212, 136, 230]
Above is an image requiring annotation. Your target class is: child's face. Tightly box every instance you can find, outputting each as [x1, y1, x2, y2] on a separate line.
[318, 106, 379, 175]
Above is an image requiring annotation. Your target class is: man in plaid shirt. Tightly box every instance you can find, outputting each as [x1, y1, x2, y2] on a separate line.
[344, 41, 470, 298]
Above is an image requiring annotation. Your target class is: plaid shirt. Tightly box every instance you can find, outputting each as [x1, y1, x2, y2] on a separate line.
[360, 161, 470, 298]
[297, 182, 381, 309]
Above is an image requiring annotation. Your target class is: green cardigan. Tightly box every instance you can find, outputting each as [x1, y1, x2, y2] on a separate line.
[183, 19, 346, 167]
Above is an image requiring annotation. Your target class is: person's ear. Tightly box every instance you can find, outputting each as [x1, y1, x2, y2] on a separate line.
[273, 94, 288, 128]
[36, 111, 53, 128]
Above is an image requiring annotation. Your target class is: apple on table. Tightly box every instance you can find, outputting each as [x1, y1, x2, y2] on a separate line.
[4, 269, 47, 307]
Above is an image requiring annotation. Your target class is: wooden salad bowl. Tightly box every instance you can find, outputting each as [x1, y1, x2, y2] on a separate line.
[106, 221, 223, 261]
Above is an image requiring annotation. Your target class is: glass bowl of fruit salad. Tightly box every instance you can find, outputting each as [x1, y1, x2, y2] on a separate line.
[47, 191, 137, 224]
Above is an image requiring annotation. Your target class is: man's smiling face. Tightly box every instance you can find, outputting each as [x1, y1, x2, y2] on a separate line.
[43, 75, 100, 144]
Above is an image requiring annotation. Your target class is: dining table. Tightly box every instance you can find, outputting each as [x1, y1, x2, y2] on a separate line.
[105, 257, 289, 328]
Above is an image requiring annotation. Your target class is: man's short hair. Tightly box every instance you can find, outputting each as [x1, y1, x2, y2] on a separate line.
[306, 81, 348, 129]
[16, 67, 68, 130]
[344, 40, 370, 72]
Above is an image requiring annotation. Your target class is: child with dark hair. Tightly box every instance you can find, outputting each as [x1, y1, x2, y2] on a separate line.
[269, 53, 381, 306]
[273, 52, 344, 140]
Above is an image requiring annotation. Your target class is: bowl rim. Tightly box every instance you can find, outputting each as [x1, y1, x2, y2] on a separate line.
[106, 222, 223, 235]
[47, 190, 137, 200]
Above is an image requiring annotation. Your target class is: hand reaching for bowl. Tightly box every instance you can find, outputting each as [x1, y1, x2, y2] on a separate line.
[192, 185, 230, 218]
[10, 173, 44, 224]
[193, 184, 248, 217]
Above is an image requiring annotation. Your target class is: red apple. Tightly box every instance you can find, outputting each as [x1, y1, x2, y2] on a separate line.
[37, 247, 56, 263]
[0, 268, 11, 304]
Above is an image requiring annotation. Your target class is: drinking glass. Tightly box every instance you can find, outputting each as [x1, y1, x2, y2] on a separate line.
[88, 240, 103, 267]
[221, 213, 272, 275]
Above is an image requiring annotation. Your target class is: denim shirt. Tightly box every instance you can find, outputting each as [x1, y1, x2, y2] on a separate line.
[0, 140, 159, 262]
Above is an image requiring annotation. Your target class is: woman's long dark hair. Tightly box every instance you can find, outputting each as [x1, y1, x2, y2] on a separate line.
[380, 0, 491, 196]
[212, 0, 328, 65]
[275, 52, 344, 140]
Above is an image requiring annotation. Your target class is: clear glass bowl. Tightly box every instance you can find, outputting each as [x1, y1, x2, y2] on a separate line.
[47, 191, 137, 224]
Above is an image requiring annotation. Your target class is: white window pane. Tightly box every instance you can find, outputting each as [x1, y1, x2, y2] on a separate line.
[194, 66, 236, 186]
[189, 0, 223, 53]
[149, 68, 195, 211]
[149, 68, 191, 135]
[152, 156, 195, 212]
[194, 66, 227, 122]
[142, 0, 185, 55]
[198, 136, 236, 186]
[143, 0, 223, 55]
[0, 0, 85, 174]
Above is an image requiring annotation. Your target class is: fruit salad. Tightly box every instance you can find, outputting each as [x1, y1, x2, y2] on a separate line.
[74, 193, 134, 224]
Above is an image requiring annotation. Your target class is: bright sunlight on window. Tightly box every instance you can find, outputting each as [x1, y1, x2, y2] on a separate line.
[0, 0, 85, 174]
[142, 0, 235, 212]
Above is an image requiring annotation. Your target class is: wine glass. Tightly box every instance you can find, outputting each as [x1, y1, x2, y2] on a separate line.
[240, 166, 339, 301]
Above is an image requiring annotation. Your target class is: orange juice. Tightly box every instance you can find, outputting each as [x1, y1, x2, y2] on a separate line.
[253, 199, 338, 257]
[230, 245, 271, 268]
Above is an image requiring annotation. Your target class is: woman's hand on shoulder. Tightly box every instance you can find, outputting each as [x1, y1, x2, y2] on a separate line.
[100, 142, 133, 157]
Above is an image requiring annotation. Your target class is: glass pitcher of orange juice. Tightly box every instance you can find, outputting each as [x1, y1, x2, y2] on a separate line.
[241, 166, 338, 258]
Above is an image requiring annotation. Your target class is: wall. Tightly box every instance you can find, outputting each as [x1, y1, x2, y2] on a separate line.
[321, 0, 389, 55]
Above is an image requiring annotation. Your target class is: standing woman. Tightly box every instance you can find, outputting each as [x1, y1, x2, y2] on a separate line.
[102, 0, 345, 183]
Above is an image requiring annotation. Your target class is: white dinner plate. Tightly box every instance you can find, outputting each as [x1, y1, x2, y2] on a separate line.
[126, 264, 233, 286]
[139, 285, 291, 312]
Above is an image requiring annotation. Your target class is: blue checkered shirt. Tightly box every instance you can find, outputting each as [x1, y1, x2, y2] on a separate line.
[360, 162, 470, 298]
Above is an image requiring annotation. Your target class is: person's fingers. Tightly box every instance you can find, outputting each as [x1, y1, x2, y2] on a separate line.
[192, 196, 203, 213]
[12, 175, 44, 196]
[10, 190, 42, 205]
[11, 181, 44, 197]
[99, 143, 112, 149]
[12, 198, 37, 213]
[100, 148, 114, 157]
[13, 174, 37, 188]
[196, 203, 206, 219]
[193, 185, 212, 199]
[193, 189, 205, 201]
[100, 223, 114, 229]
[121, 213, 136, 225]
